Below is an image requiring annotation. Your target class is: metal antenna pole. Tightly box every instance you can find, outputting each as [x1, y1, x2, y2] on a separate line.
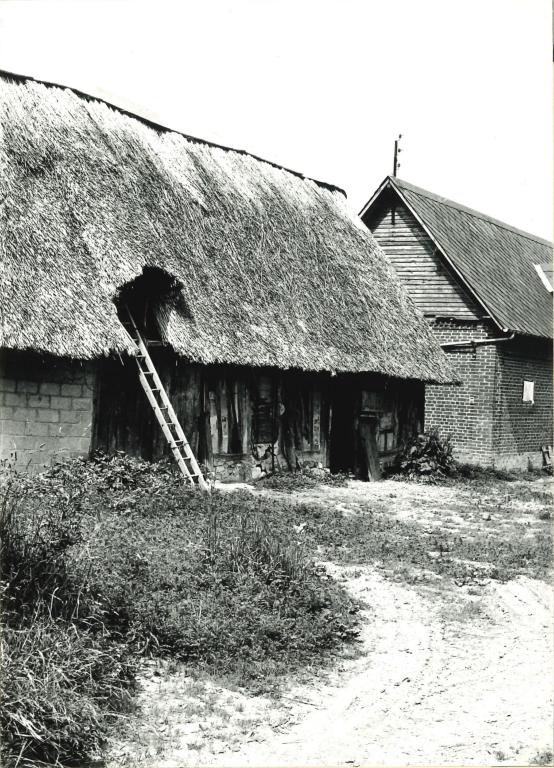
[393, 133, 402, 177]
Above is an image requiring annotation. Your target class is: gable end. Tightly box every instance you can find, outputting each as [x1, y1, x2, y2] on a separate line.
[363, 188, 486, 320]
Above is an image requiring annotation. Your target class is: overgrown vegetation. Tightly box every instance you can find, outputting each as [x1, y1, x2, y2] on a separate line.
[0, 454, 359, 767]
[389, 430, 455, 479]
[2, 452, 550, 766]
[0, 461, 137, 767]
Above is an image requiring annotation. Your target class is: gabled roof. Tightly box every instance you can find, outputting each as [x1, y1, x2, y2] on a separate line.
[360, 176, 553, 339]
[0, 72, 455, 383]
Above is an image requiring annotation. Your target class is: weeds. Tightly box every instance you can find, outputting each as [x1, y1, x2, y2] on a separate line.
[0, 459, 137, 768]
[0, 455, 360, 766]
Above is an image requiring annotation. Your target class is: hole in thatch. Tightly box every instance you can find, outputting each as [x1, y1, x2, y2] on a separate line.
[114, 266, 189, 343]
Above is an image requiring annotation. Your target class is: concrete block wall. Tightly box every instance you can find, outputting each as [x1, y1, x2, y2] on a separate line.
[0, 351, 95, 472]
[424, 320, 499, 465]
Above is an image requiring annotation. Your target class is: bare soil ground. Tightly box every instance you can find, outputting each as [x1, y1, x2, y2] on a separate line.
[107, 476, 553, 767]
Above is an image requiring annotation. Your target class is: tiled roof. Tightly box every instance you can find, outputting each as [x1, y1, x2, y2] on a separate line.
[386, 177, 553, 339]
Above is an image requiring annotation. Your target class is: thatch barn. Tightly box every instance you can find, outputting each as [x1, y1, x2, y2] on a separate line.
[0, 71, 453, 480]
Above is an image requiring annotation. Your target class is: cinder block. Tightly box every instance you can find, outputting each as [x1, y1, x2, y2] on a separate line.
[0, 406, 15, 420]
[60, 384, 83, 397]
[0, 379, 16, 393]
[50, 396, 71, 410]
[3, 393, 22, 406]
[11, 408, 31, 422]
[60, 437, 91, 452]
[16, 381, 38, 394]
[36, 409, 59, 423]
[59, 409, 80, 424]
[14, 436, 48, 451]
[0, 420, 27, 436]
[28, 395, 51, 408]
[49, 422, 90, 438]
[72, 397, 92, 411]
[25, 422, 50, 437]
[39, 382, 61, 396]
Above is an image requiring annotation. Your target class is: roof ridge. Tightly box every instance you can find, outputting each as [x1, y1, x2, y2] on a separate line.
[0, 67, 345, 196]
[390, 176, 552, 247]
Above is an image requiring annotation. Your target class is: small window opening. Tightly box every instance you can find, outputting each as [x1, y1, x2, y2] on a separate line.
[522, 380, 535, 404]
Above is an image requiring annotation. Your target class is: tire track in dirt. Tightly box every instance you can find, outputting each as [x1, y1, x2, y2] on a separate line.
[207, 568, 552, 767]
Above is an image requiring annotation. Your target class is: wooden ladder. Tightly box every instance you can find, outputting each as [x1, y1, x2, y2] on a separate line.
[122, 308, 209, 491]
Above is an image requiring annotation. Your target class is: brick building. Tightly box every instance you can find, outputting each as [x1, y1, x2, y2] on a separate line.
[0, 72, 454, 478]
[360, 177, 553, 469]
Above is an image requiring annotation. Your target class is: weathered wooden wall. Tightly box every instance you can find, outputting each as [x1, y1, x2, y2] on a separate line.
[92, 359, 423, 480]
[364, 192, 483, 319]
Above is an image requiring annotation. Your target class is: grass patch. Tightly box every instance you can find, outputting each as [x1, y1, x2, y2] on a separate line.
[1, 455, 360, 766]
[1, 460, 137, 767]
[2, 453, 550, 765]
[245, 494, 551, 586]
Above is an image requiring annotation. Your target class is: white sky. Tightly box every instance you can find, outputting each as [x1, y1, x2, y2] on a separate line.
[0, 0, 551, 238]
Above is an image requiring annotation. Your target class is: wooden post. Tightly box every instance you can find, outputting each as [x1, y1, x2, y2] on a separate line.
[359, 416, 381, 481]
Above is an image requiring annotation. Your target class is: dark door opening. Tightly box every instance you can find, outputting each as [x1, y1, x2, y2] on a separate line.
[329, 375, 381, 481]
[329, 375, 357, 474]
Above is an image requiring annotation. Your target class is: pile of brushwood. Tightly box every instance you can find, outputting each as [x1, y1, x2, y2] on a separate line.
[0, 454, 359, 767]
[257, 467, 350, 492]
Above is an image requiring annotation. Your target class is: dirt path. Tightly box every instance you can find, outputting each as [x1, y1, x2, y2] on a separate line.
[200, 568, 552, 767]
[108, 478, 553, 767]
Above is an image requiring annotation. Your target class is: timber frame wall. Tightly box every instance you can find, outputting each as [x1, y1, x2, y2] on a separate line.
[92, 356, 424, 481]
[0, 348, 425, 478]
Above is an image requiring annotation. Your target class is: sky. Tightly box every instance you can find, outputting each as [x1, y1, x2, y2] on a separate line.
[0, 0, 551, 238]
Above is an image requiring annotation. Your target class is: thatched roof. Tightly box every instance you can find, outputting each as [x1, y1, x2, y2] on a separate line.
[0, 71, 454, 383]
[361, 177, 553, 339]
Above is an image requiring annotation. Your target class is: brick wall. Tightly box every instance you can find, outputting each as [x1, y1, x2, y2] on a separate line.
[0, 351, 95, 472]
[425, 321, 552, 468]
[424, 319, 499, 465]
[492, 338, 553, 468]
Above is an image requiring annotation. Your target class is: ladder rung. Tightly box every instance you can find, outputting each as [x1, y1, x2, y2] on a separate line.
[126, 306, 207, 491]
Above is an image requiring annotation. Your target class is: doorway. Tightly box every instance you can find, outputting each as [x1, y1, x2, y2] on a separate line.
[329, 375, 357, 474]
[329, 375, 381, 480]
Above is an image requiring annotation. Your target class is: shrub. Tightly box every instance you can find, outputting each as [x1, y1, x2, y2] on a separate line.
[390, 430, 455, 479]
